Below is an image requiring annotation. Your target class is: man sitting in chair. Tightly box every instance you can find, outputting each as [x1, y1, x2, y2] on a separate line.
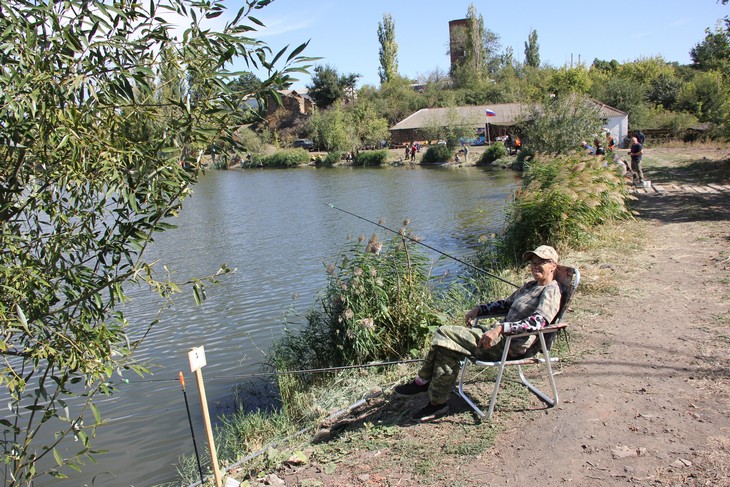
[395, 245, 562, 422]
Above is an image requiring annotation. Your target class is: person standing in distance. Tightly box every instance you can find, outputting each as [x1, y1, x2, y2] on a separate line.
[629, 136, 644, 186]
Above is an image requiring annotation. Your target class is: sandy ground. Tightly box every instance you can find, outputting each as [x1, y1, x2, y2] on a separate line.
[236, 147, 730, 487]
[481, 154, 730, 486]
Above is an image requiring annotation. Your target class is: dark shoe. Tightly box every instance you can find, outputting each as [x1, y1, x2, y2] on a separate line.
[411, 402, 449, 422]
[394, 380, 429, 396]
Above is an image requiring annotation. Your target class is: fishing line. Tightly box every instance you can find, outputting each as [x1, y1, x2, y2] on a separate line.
[119, 358, 424, 384]
[327, 203, 520, 288]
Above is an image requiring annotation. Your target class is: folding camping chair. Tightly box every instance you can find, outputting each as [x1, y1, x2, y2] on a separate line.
[455, 265, 580, 419]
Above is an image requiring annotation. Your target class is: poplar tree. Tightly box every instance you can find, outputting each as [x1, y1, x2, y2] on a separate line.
[465, 4, 487, 77]
[525, 29, 541, 68]
[451, 4, 500, 87]
[377, 13, 400, 84]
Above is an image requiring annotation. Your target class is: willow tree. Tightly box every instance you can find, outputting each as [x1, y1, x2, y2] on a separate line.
[377, 13, 399, 84]
[0, 0, 311, 484]
[521, 94, 604, 155]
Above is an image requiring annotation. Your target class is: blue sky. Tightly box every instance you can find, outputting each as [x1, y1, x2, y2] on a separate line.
[233, 0, 728, 89]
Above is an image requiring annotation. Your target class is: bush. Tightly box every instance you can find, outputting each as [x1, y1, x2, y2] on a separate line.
[421, 144, 453, 163]
[321, 151, 343, 166]
[354, 150, 388, 166]
[500, 154, 632, 262]
[522, 94, 604, 155]
[478, 142, 507, 165]
[516, 146, 536, 165]
[270, 229, 445, 393]
[259, 149, 310, 168]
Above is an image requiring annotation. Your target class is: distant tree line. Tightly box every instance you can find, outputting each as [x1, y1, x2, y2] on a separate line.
[246, 2, 729, 154]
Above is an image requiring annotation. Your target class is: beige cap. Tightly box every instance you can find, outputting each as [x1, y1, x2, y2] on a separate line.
[523, 245, 559, 263]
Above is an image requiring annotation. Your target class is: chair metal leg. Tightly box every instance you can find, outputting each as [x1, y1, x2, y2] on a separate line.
[516, 332, 559, 407]
[456, 359, 486, 418]
[486, 337, 512, 419]
[455, 331, 565, 419]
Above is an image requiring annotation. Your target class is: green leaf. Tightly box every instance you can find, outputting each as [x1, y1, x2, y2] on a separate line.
[248, 16, 265, 27]
[286, 41, 309, 63]
[90, 403, 102, 425]
[53, 448, 63, 466]
[15, 304, 29, 332]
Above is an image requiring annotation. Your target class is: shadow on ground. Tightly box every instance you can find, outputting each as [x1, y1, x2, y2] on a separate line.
[648, 156, 730, 185]
[632, 192, 730, 224]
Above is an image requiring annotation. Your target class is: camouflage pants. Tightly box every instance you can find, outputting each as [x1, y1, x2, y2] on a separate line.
[417, 325, 505, 404]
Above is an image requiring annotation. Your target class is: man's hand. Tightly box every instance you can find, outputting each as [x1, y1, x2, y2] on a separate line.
[479, 325, 503, 349]
[465, 306, 481, 327]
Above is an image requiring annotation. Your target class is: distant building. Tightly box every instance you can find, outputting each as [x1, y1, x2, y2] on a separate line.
[448, 19, 469, 73]
[591, 99, 630, 148]
[389, 101, 629, 147]
[265, 89, 313, 117]
[243, 89, 314, 117]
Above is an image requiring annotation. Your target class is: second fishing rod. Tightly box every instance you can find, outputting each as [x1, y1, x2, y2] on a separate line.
[327, 203, 519, 288]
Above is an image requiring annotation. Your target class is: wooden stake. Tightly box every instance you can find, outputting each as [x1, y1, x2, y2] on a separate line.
[188, 346, 222, 487]
[195, 367, 222, 487]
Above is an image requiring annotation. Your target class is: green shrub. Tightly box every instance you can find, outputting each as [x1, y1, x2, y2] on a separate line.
[354, 149, 388, 166]
[500, 154, 632, 262]
[516, 146, 536, 165]
[478, 142, 507, 165]
[259, 149, 310, 168]
[270, 229, 446, 392]
[321, 151, 342, 166]
[421, 144, 453, 163]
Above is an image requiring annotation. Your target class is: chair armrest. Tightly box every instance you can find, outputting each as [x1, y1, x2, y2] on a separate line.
[506, 323, 567, 339]
[473, 314, 507, 325]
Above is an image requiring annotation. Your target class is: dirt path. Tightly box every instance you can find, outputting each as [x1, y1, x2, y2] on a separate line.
[241, 147, 730, 487]
[481, 175, 730, 486]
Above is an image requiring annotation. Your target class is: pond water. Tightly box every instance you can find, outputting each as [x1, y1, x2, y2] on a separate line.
[46, 164, 519, 486]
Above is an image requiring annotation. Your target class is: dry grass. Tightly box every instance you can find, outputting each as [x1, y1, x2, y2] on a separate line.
[561, 218, 649, 298]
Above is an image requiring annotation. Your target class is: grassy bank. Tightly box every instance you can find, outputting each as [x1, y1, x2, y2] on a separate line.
[169, 151, 634, 486]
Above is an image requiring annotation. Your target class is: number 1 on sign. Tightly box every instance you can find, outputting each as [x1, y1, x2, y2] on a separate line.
[188, 346, 207, 372]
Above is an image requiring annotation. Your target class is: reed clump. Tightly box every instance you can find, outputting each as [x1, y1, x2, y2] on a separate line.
[354, 150, 388, 166]
[478, 141, 507, 165]
[321, 151, 342, 166]
[247, 149, 310, 168]
[270, 225, 447, 418]
[421, 144, 453, 163]
[500, 153, 632, 262]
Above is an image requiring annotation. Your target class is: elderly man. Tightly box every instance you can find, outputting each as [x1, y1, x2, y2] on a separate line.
[395, 245, 563, 422]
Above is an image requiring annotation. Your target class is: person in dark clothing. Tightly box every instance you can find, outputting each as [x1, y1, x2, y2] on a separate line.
[505, 134, 513, 154]
[629, 136, 644, 185]
[636, 130, 645, 145]
[594, 138, 606, 156]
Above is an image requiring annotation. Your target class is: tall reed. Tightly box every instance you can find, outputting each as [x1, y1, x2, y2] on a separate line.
[269, 226, 445, 410]
[500, 153, 632, 262]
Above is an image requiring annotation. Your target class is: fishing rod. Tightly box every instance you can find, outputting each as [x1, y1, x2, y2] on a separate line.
[179, 371, 205, 486]
[327, 203, 519, 288]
